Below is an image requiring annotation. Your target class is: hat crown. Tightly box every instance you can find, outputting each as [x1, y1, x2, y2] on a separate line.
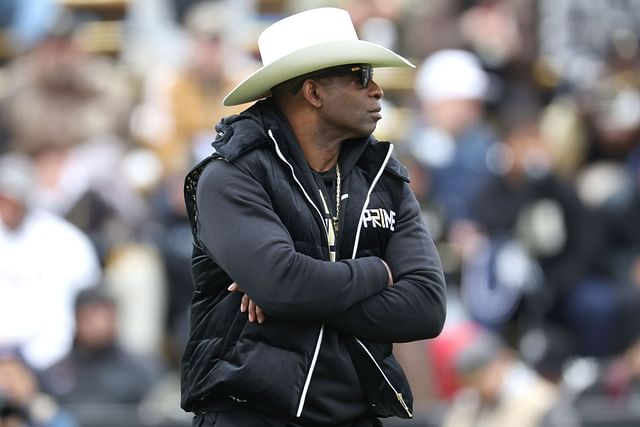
[258, 8, 358, 66]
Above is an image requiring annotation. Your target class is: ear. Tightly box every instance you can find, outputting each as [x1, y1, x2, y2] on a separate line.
[300, 79, 323, 108]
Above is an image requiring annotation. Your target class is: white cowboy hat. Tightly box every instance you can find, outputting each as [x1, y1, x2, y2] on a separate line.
[223, 7, 414, 106]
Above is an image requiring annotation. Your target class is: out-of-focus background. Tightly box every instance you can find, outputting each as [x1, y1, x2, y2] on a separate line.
[1, 0, 640, 426]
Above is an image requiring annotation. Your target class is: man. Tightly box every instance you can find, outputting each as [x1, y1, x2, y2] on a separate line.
[181, 7, 446, 427]
[441, 323, 558, 427]
[0, 153, 101, 370]
[41, 287, 164, 407]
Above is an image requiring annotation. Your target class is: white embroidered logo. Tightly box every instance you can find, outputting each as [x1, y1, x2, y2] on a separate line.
[362, 208, 396, 231]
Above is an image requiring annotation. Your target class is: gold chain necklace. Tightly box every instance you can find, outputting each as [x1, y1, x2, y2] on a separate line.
[318, 162, 341, 262]
[333, 162, 341, 236]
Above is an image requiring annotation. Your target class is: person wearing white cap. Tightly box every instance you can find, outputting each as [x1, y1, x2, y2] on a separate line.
[0, 153, 101, 371]
[410, 49, 499, 224]
[180, 7, 446, 427]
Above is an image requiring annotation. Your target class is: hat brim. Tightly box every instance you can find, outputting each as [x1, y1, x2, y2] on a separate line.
[223, 39, 415, 106]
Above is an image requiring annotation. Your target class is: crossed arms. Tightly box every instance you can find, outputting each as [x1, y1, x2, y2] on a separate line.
[195, 160, 446, 343]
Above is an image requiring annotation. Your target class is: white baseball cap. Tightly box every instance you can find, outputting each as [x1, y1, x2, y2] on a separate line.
[416, 49, 489, 103]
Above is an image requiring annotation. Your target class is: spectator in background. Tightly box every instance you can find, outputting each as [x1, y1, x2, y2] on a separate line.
[458, 0, 536, 71]
[339, 0, 404, 51]
[574, 333, 640, 422]
[0, 6, 142, 262]
[0, 153, 101, 370]
[441, 323, 558, 427]
[3, 6, 131, 156]
[407, 49, 500, 290]
[581, 47, 640, 167]
[574, 67, 640, 355]
[133, 0, 247, 177]
[3, 8, 131, 160]
[537, 0, 640, 91]
[465, 117, 614, 360]
[400, 0, 465, 60]
[40, 286, 164, 407]
[410, 49, 499, 225]
[459, 0, 543, 137]
[0, 348, 78, 427]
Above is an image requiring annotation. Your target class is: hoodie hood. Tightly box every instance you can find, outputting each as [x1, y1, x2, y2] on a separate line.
[209, 98, 409, 183]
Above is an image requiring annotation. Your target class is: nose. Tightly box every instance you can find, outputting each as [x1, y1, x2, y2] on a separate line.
[368, 79, 383, 100]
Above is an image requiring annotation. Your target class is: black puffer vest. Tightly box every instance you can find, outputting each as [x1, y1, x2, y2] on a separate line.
[181, 99, 414, 421]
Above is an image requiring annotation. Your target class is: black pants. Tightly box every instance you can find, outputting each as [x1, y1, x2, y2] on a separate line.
[192, 411, 383, 427]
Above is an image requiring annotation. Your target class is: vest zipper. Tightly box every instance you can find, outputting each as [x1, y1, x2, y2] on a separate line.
[355, 338, 412, 418]
[268, 129, 327, 418]
[296, 325, 324, 417]
[351, 144, 412, 418]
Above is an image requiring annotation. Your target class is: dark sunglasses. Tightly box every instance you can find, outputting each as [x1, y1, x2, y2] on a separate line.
[291, 64, 373, 94]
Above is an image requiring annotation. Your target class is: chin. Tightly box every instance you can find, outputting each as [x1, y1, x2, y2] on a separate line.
[365, 124, 378, 137]
[341, 122, 376, 140]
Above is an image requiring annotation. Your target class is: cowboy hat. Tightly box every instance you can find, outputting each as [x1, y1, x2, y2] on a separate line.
[223, 7, 414, 106]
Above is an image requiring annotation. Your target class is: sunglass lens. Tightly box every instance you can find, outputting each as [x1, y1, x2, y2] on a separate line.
[360, 65, 372, 88]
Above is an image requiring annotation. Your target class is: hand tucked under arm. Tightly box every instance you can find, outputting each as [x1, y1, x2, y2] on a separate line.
[228, 282, 266, 324]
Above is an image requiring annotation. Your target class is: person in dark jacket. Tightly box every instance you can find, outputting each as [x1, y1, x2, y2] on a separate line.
[181, 7, 447, 427]
[40, 287, 165, 407]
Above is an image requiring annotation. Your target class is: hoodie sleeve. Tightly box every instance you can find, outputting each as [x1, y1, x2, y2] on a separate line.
[325, 185, 447, 343]
[195, 159, 390, 320]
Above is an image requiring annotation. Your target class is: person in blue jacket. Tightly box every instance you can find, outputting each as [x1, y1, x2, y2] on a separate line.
[181, 7, 446, 427]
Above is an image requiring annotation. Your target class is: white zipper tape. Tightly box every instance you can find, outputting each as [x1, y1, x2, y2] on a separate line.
[355, 338, 412, 417]
[351, 144, 394, 259]
[351, 144, 412, 418]
[268, 129, 327, 418]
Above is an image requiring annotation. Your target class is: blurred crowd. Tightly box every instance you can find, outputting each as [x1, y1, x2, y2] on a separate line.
[1, 0, 640, 426]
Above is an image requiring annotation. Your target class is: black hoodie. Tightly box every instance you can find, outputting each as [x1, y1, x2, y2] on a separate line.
[181, 99, 446, 426]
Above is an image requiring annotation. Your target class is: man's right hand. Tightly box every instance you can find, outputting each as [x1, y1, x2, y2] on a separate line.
[228, 282, 266, 324]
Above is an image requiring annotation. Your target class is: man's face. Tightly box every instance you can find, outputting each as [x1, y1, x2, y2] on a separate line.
[75, 302, 118, 351]
[315, 64, 384, 139]
[0, 195, 26, 231]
